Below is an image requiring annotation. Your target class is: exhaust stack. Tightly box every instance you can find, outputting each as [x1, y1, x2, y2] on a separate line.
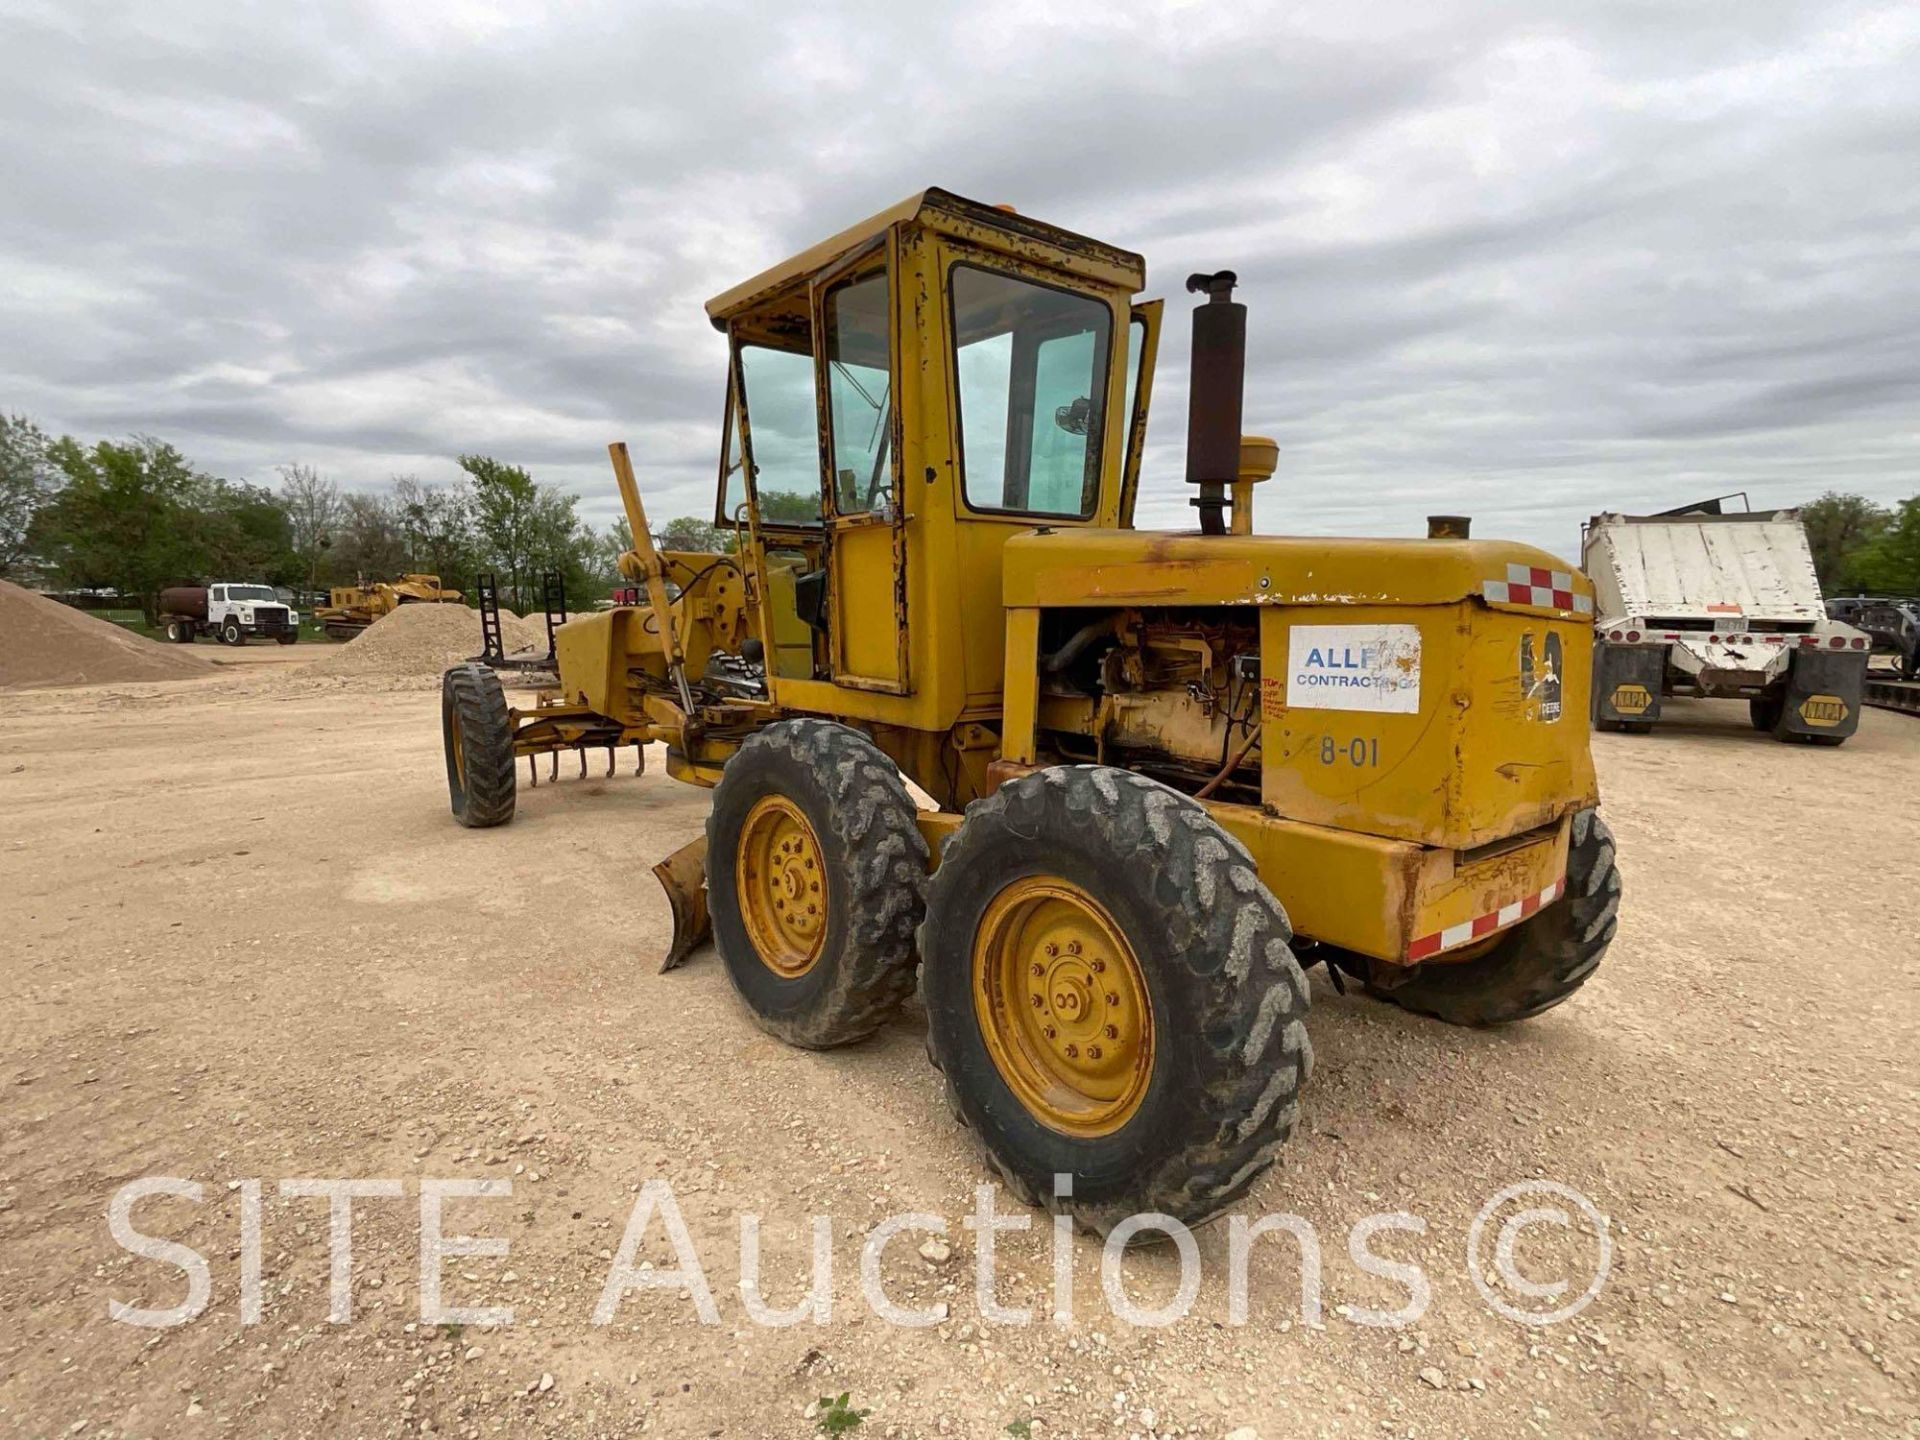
[1185, 270, 1245, 536]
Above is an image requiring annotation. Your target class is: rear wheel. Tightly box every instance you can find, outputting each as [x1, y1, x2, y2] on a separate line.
[1346, 809, 1619, 1027]
[441, 663, 516, 828]
[921, 766, 1311, 1233]
[1750, 693, 1783, 732]
[707, 720, 926, 1049]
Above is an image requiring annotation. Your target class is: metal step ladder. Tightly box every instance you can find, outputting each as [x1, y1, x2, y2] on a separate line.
[473, 571, 506, 665]
[538, 570, 566, 665]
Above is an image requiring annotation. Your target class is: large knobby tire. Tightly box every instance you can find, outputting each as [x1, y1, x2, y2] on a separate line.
[920, 766, 1312, 1235]
[706, 719, 927, 1050]
[1360, 809, 1620, 1027]
[441, 663, 516, 829]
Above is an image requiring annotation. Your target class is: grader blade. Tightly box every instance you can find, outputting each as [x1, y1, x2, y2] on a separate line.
[653, 836, 711, 972]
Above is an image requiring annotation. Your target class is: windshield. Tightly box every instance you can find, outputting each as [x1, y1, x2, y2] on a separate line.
[228, 586, 277, 602]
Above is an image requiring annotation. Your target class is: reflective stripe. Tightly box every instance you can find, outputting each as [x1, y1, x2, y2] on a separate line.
[1406, 877, 1565, 961]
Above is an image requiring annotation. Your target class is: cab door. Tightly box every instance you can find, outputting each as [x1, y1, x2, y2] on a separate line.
[811, 238, 909, 694]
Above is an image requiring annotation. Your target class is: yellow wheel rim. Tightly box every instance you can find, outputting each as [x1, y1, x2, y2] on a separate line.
[973, 878, 1153, 1138]
[449, 708, 466, 787]
[736, 795, 828, 977]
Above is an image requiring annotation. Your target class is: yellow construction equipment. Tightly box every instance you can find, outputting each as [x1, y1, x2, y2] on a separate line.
[317, 573, 461, 640]
[438, 188, 1620, 1231]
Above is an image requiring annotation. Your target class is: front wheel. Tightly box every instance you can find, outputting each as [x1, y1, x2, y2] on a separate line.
[221, 619, 244, 646]
[706, 720, 927, 1049]
[921, 766, 1311, 1234]
[441, 663, 516, 828]
[1348, 809, 1619, 1027]
[277, 631, 299, 645]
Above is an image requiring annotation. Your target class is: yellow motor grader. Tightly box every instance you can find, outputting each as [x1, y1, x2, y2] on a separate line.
[439, 188, 1620, 1231]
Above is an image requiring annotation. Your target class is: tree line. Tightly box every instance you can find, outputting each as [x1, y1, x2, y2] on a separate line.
[1799, 492, 1920, 596]
[0, 414, 622, 619]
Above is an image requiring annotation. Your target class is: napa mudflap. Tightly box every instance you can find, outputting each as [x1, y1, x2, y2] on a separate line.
[1775, 649, 1866, 740]
[1591, 641, 1664, 725]
[653, 837, 711, 971]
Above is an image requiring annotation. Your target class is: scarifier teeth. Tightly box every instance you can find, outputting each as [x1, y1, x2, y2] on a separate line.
[579, 749, 588, 779]
[527, 754, 538, 787]
[607, 746, 616, 778]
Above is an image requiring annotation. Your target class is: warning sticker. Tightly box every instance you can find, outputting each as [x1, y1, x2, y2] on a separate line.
[1286, 624, 1421, 714]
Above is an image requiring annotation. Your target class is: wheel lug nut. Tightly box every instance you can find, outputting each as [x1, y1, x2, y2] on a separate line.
[1042, 1025, 1056, 1040]
[1091, 958, 1106, 972]
[1043, 942, 1058, 957]
[1064, 1043, 1078, 1058]
[1087, 1045, 1102, 1060]
[1030, 994, 1045, 1009]
[1103, 1024, 1118, 1039]
[1105, 992, 1119, 1006]
[1065, 940, 1081, 955]
[1030, 962, 1044, 977]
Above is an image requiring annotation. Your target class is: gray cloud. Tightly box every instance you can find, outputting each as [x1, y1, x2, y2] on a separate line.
[1, 0, 1916, 562]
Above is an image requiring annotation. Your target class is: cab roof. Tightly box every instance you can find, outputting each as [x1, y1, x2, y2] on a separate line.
[703, 187, 1145, 331]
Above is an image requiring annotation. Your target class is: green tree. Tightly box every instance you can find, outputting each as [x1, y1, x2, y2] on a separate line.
[278, 463, 340, 593]
[0, 414, 57, 579]
[459, 454, 598, 612]
[1799, 491, 1889, 593]
[657, 516, 726, 553]
[1850, 496, 1920, 595]
[759, 488, 820, 523]
[392, 475, 477, 595]
[34, 436, 205, 620]
[329, 491, 409, 585]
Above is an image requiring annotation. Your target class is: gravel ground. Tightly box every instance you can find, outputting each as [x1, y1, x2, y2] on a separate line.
[0, 679, 1913, 1440]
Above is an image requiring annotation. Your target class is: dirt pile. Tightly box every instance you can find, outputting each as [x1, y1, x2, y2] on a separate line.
[0, 580, 212, 688]
[302, 602, 548, 681]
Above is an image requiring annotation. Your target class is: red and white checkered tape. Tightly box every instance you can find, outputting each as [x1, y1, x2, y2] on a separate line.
[1482, 563, 1594, 614]
[1406, 876, 1565, 962]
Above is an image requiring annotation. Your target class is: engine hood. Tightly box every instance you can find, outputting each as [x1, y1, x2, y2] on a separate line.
[1002, 529, 1594, 617]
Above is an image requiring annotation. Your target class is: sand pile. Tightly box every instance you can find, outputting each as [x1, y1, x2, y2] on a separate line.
[0, 580, 213, 689]
[303, 602, 549, 680]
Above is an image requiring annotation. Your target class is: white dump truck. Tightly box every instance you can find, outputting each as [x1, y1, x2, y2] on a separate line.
[1582, 504, 1870, 745]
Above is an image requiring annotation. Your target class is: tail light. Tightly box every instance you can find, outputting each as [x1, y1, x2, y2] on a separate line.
[1852, 636, 1868, 649]
[1829, 635, 1847, 649]
[1608, 629, 1623, 641]
[1626, 630, 1641, 643]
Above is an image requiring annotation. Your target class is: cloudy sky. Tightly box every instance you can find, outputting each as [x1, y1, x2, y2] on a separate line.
[2, 0, 1916, 557]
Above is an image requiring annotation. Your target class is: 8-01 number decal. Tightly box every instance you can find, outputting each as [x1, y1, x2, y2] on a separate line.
[1319, 735, 1380, 767]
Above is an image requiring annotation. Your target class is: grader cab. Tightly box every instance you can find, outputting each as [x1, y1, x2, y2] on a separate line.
[439, 188, 1620, 1231]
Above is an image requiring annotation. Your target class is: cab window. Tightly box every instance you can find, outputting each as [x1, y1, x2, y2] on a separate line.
[737, 343, 824, 525]
[950, 265, 1112, 518]
[822, 271, 892, 516]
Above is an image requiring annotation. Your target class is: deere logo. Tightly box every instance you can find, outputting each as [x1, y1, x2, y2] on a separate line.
[1799, 694, 1848, 727]
[1611, 683, 1652, 716]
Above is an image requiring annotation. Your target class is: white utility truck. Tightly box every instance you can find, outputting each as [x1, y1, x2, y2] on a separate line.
[1582, 502, 1870, 745]
[156, 583, 300, 645]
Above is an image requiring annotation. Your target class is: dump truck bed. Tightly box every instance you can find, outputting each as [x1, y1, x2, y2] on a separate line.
[1582, 510, 1826, 626]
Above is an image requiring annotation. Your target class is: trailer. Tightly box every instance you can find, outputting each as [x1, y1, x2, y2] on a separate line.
[1581, 504, 1871, 745]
